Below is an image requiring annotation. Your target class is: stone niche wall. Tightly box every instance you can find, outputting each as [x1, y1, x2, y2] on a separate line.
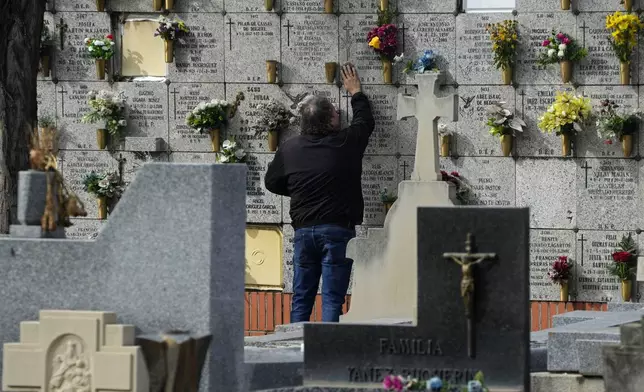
[40, 0, 644, 303]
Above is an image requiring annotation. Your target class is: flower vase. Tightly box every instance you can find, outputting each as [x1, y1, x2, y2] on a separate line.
[622, 134, 633, 157]
[165, 0, 174, 9]
[324, 62, 337, 83]
[265, 0, 274, 11]
[96, 59, 106, 80]
[382, 58, 392, 84]
[40, 53, 51, 77]
[97, 197, 107, 220]
[440, 135, 450, 157]
[624, 0, 633, 12]
[268, 131, 278, 152]
[620, 62, 630, 85]
[209, 129, 220, 152]
[153, 0, 162, 10]
[500, 134, 513, 157]
[621, 280, 632, 302]
[96, 0, 105, 11]
[266, 60, 278, 83]
[561, 133, 571, 157]
[164, 40, 174, 63]
[324, 0, 333, 13]
[561, 0, 570, 10]
[384, 202, 393, 213]
[96, 129, 107, 150]
[560, 60, 572, 83]
[560, 281, 569, 301]
[502, 67, 512, 85]
[380, 0, 389, 11]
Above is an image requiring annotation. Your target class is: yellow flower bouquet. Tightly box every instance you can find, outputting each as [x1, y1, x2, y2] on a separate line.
[538, 91, 592, 156]
[486, 20, 519, 85]
[606, 11, 643, 84]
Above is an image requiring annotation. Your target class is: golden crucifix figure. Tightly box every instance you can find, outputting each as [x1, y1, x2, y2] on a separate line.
[443, 232, 496, 358]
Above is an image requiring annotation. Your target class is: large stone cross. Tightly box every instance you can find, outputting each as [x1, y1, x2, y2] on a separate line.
[397, 72, 458, 181]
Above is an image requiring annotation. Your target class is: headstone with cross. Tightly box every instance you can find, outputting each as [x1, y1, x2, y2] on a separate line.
[283, 20, 294, 47]
[306, 207, 530, 390]
[226, 18, 235, 50]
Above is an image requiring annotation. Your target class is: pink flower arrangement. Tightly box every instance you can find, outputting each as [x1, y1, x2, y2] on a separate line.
[366, 24, 399, 60]
[383, 375, 405, 391]
[548, 256, 573, 284]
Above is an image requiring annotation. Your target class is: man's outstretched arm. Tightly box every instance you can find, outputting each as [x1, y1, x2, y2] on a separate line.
[342, 64, 375, 152]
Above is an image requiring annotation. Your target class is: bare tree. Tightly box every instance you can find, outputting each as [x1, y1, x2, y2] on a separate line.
[0, 0, 46, 233]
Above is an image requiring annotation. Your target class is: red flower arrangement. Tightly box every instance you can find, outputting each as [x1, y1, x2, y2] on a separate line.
[548, 256, 573, 284]
[607, 234, 637, 281]
[367, 24, 399, 61]
[440, 170, 469, 204]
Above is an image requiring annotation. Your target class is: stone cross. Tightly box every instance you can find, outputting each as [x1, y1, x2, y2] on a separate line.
[397, 72, 458, 181]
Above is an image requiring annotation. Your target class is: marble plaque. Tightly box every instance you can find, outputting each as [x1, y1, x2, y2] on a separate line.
[397, 0, 455, 13]
[168, 82, 225, 152]
[169, 152, 217, 164]
[455, 85, 516, 157]
[399, 14, 456, 85]
[529, 229, 575, 301]
[225, 0, 281, 12]
[54, 0, 96, 11]
[361, 156, 397, 226]
[515, 85, 576, 157]
[37, 82, 57, 123]
[516, 158, 576, 228]
[440, 157, 515, 207]
[53, 12, 112, 81]
[282, 0, 329, 12]
[577, 13, 638, 85]
[56, 82, 110, 150]
[515, 0, 570, 12]
[576, 159, 639, 230]
[282, 224, 294, 293]
[455, 14, 513, 85]
[575, 230, 634, 302]
[114, 82, 168, 141]
[577, 86, 638, 158]
[280, 14, 338, 83]
[108, 0, 223, 12]
[340, 0, 386, 13]
[64, 219, 104, 240]
[224, 14, 281, 83]
[516, 13, 577, 85]
[577, 0, 640, 13]
[246, 153, 283, 223]
[119, 152, 170, 184]
[397, 155, 414, 182]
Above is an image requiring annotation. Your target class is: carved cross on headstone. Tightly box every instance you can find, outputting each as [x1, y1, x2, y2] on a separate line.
[170, 88, 180, 120]
[397, 73, 458, 181]
[56, 19, 68, 50]
[283, 20, 294, 47]
[226, 18, 235, 50]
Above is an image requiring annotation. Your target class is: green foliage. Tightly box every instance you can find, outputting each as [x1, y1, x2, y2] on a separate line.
[80, 90, 127, 136]
[186, 100, 230, 134]
[38, 115, 55, 128]
[82, 171, 123, 199]
[607, 233, 638, 281]
[377, 7, 394, 26]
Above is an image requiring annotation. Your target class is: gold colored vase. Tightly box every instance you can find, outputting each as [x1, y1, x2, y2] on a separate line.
[266, 60, 278, 83]
[560, 60, 572, 83]
[324, 0, 333, 13]
[440, 135, 450, 157]
[382, 58, 392, 84]
[561, 0, 570, 10]
[97, 197, 107, 220]
[41, 55, 51, 77]
[153, 0, 162, 10]
[561, 133, 571, 157]
[502, 67, 512, 85]
[210, 129, 220, 152]
[384, 202, 393, 213]
[560, 281, 569, 302]
[96, 59, 106, 80]
[265, 0, 273, 11]
[324, 62, 337, 83]
[164, 40, 174, 63]
[165, 0, 174, 9]
[621, 134, 633, 157]
[620, 62, 630, 85]
[624, 0, 633, 12]
[96, 0, 105, 11]
[380, 0, 389, 11]
[96, 129, 107, 150]
[268, 131, 278, 152]
[622, 280, 632, 302]
[501, 134, 513, 157]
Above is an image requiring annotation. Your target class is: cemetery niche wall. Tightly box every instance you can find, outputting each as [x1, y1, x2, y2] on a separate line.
[37, 0, 644, 313]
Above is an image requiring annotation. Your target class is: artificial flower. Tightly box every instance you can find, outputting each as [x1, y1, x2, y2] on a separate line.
[369, 36, 381, 49]
[613, 251, 632, 263]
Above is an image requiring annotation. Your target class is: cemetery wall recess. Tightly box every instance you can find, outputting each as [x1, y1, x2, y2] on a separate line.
[39, 0, 644, 307]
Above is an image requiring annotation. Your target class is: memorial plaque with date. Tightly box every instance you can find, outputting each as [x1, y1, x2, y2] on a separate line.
[167, 13, 224, 82]
[224, 14, 280, 83]
[168, 83, 225, 152]
[340, 0, 386, 13]
[455, 86, 515, 157]
[575, 231, 633, 302]
[114, 82, 168, 140]
[515, 85, 575, 157]
[64, 219, 104, 240]
[280, 14, 338, 84]
[282, 0, 326, 13]
[56, 82, 110, 150]
[516, 158, 576, 228]
[246, 153, 283, 223]
[53, 13, 111, 81]
[529, 230, 575, 301]
[441, 158, 515, 207]
[361, 156, 398, 226]
[54, 0, 97, 11]
[576, 159, 639, 230]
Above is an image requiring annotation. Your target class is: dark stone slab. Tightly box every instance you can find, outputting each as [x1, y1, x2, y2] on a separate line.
[303, 207, 530, 391]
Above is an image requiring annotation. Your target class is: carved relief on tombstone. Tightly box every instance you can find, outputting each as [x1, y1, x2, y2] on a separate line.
[3, 310, 149, 392]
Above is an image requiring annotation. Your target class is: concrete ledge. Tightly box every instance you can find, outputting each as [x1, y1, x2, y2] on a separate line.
[531, 373, 604, 392]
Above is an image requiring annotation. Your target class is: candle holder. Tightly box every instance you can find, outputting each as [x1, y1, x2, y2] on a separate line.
[324, 62, 337, 83]
[266, 60, 278, 83]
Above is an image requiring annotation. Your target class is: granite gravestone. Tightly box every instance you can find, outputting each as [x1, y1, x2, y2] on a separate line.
[603, 316, 644, 392]
[305, 207, 530, 391]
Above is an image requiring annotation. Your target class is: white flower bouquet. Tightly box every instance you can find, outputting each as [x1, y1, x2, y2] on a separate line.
[81, 90, 128, 136]
[217, 139, 246, 164]
[186, 99, 231, 134]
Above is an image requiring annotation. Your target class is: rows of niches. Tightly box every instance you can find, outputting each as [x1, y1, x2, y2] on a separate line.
[40, 0, 644, 300]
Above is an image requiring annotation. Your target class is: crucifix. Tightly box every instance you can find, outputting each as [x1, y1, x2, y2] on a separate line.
[56, 19, 69, 50]
[400, 160, 409, 180]
[443, 233, 496, 359]
[342, 91, 352, 122]
[397, 72, 458, 181]
[399, 23, 407, 52]
[518, 90, 526, 119]
[283, 20, 294, 47]
[342, 20, 354, 61]
[58, 86, 68, 116]
[579, 20, 588, 48]
[170, 88, 180, 120]
[577, 234, 587, 266]
[581, 161, 592, 188]
[226, 18, 235, 50]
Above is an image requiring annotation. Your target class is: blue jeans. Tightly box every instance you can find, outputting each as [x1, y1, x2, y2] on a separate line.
[291, 224, 355, 323]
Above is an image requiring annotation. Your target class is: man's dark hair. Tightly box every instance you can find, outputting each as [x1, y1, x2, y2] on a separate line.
[299, 95, 337, 136]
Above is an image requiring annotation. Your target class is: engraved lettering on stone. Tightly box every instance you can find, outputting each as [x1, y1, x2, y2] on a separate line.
[346, 366, 480, 384]
[378, 338, 443, 356]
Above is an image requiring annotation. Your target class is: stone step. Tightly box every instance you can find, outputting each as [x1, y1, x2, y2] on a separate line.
[552, 311, 607, 328]
[620, 321, 643, 347]
[531, 372, 604, 392]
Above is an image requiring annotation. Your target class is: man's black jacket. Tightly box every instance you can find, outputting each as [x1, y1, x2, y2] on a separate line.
[264, 92, 375, 229]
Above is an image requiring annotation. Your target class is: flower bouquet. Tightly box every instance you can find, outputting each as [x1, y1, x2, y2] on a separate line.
[401, 50, 439, 74]
[486, 101, 526, 157]
[595, 100, 641, 157]
[80, 90, 127, 150]
[606, 11, 643, 84]
[383, 371, 488, 391]
[538, 91, 592, 156]
[186, 99, 230, 152]
[218, 139, 247, 164]
[251, 99, 297, 152]
[486, 20, 519, 85]
[82, 171, 124, 220]
[548, 256, 573, 301]
[380, 187, 397, 213]
[438, 124, 451, 157]
[608, 233, 638, 302]
[537, 31, 587, 83]
[84, 34, 115, 79]
[40, 25, 54, 77]
[441, 170, 469, 204]
[366, 9, 399, 84]
[155, 16, 190, 63]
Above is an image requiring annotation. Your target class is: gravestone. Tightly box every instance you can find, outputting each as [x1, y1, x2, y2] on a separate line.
[343, 72, 459, 322]
[305, 207, 530, 390]
[603, 316, 644, 392]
